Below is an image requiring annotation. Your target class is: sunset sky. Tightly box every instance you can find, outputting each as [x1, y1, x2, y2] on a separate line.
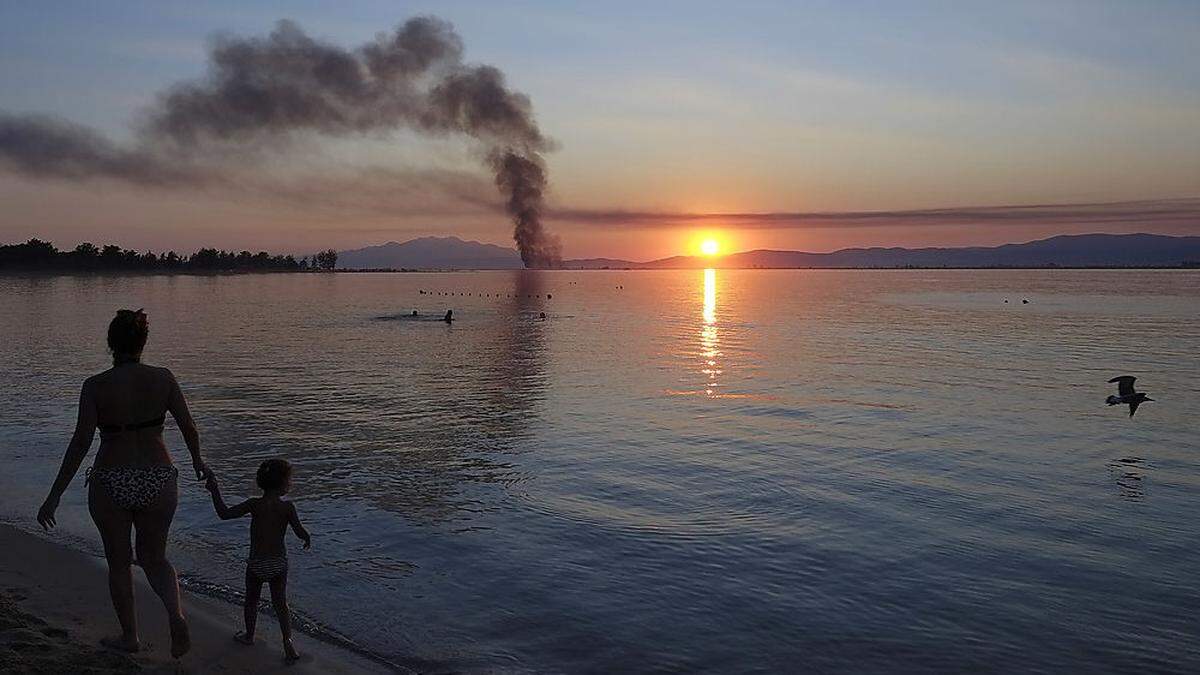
[1, 1, 1198, 259]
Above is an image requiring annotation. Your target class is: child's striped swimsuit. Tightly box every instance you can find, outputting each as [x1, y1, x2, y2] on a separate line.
[247, 556, 288, 581]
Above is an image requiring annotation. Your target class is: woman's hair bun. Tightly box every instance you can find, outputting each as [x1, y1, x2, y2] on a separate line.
[108, 308, 149, 363]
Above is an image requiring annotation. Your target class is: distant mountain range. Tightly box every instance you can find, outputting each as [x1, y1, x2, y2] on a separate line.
[338, 233, 1200, 270]
[337, 236, 523, 269]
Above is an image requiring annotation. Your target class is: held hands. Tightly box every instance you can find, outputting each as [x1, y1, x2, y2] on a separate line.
[193, 459, 210, 482]
[204, 471, 220, 493]
[37, 495, 59, 531]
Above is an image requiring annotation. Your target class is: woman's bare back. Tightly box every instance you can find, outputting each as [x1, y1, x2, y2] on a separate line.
[89, 363, 190, 468]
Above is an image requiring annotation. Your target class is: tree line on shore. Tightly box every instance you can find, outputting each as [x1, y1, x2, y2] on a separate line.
[0, 239, 338, 272]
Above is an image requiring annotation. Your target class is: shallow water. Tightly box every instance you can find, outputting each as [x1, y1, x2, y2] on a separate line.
[1, 269, 1198, 673]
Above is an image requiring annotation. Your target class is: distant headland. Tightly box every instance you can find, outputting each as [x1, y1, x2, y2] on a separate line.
[4, 233, 1200, 274]
[0, 240, 338, 273]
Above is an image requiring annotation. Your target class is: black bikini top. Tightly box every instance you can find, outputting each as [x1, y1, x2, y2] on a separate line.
[98, 415, 165, 434]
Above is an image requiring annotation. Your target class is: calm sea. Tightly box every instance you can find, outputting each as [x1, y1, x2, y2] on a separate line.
[1, 270, 1198, 673]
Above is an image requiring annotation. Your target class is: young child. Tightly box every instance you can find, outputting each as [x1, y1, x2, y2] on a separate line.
[206, 459, 311, 663]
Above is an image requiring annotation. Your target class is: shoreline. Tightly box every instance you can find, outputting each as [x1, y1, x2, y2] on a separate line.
[0, 523, 397, 673]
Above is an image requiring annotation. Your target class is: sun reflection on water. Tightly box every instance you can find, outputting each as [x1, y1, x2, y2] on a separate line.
[701, 268, 722, 396]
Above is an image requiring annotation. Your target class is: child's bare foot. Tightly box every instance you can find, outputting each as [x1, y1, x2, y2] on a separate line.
[100, 635, 141, 653]
[233, 631, 255, 645]
[283, 638, 300, 664]
[169, 615, 191, 658]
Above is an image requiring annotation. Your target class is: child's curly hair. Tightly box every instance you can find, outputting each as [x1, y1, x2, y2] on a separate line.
[256, 458, 293, 491]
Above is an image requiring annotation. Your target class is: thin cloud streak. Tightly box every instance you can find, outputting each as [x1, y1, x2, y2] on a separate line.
[549, 198, 1200, 230]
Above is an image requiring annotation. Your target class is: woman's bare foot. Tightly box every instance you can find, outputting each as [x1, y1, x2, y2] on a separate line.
[234, 631, 255, 645]
[283, 638, 300, 664]
[169, 615, 191, 658]
[100, 635, 141, 653]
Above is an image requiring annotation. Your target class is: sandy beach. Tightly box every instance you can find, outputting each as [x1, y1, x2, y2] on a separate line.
[0, 523, 389, 674]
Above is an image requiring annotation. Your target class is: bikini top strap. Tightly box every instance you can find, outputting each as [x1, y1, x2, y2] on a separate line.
[98, 415, 166, 434]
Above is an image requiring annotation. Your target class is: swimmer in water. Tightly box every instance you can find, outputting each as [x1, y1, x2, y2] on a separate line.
[444, 310, 453, 323]
[411, 310, 418, 317]
[539, 312, 546, 319]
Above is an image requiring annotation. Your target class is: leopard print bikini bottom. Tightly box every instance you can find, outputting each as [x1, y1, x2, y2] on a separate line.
[86, 465, 178, 511]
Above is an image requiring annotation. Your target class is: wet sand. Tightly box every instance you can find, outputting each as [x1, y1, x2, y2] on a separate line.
[0, 524, 388, 674]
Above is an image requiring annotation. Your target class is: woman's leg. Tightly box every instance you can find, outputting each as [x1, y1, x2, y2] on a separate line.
[268, 574, 299, 661]
[88, 480, 139, 651]
[132, 472, 190, 658]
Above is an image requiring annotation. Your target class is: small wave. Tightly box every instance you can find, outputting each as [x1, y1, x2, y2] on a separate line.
[662, 389, 777, 400]
[821, 397, 910, 410]
[513, 487, 808, 543]
[373, 313, 453, 322]
[732, 404, 815, 418]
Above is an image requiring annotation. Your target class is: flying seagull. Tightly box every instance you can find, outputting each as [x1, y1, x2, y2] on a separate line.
[1106, 376, 1153, 417]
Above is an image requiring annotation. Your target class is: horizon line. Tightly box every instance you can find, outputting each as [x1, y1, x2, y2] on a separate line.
[336, 230, 1195, 266]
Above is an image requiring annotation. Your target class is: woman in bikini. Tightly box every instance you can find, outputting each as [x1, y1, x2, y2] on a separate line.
[37, 309, 209, 659]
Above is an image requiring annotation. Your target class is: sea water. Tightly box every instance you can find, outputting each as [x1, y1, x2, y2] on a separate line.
[1, 269, 1198, 672]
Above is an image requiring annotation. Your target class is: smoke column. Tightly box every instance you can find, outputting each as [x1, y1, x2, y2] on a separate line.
[0, 17, 560, 267]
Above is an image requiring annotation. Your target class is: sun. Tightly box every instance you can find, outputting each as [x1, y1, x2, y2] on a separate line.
[700, 239, 721, 256]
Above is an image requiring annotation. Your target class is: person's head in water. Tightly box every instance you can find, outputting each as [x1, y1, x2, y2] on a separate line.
[108, 308, 148, 365]
[444, 309, 453, 323]
[411, 310, 418, 316]
[256, 458, 293, 495]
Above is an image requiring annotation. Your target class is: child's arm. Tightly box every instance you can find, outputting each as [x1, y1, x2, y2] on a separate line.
[288, 503, 312, 549]
[205, 474, 253, 520]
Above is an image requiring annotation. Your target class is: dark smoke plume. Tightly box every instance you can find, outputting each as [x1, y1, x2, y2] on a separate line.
[0, 114, 209, 185]
[0, 17, 559, 267]
[491, 151, 560, 267]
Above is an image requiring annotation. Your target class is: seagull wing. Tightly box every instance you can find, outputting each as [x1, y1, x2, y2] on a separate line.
[1129, 399, 1141, 417]
[1109, 376, 1137, 397]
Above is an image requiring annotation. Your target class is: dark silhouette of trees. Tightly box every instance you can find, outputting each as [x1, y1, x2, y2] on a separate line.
[0, 239, 309, 273]
[314, 249, 338, 271]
